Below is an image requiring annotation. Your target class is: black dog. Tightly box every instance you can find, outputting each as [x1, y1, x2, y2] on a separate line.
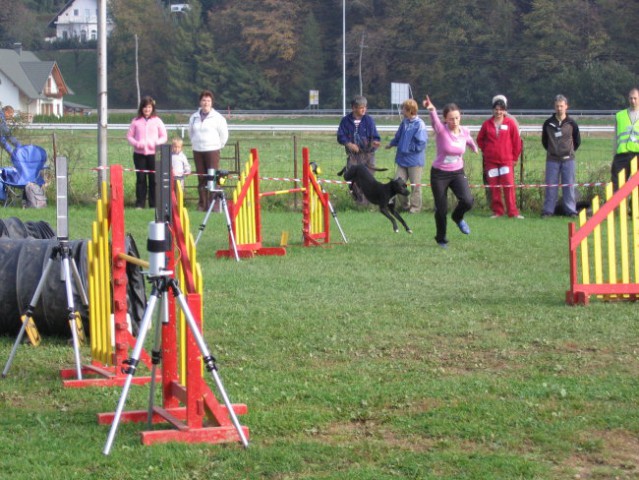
[339, 164, 412, 233]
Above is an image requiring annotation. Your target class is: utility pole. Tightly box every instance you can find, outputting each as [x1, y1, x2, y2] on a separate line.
[358, 31, 365, 96]
[97, 0, 108, 191]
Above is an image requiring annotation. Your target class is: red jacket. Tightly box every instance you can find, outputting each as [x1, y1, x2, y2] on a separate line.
[477, 116, 522, 166]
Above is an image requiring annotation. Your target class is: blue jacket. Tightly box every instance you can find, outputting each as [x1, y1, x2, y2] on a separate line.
[337, 113, 381, 153]
[390, 116, 428, 167]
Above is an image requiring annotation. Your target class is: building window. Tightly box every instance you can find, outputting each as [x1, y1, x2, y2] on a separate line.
[91, 30, 97, 40]
[74, 9, 79, 16]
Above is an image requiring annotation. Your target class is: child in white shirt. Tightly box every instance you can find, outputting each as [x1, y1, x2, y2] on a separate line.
[171, 137, 191, 189]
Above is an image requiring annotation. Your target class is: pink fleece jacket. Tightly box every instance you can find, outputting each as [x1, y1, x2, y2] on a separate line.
[126, 115, 168, 155]
[429, 108, 478, 172]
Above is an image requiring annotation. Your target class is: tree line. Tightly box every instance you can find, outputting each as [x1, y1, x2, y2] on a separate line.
[2, 0, 638, 110]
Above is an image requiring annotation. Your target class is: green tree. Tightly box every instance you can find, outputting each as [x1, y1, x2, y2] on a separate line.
[107, 0, 172, 107]
[520, 0, 615, 107]
[166, 1, 202, 108]
[287, 11, 327, 108]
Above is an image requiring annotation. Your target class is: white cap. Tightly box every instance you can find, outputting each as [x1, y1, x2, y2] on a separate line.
[492, 94, 508, 108]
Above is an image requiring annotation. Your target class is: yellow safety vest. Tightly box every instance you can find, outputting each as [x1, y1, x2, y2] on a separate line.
[616, 110, 639, 154]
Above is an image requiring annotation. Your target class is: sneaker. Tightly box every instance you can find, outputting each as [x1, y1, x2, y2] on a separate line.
[457, 219, 471, 235]
[515, 215, 525, 219]
[489, 214, 502, 219]
[437, 242, 448, 249]
[541, 213, 552, 219]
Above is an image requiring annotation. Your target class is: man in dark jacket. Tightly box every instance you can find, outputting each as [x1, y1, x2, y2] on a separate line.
[337, 96, 381, 205]
[541, 94, 581, 217]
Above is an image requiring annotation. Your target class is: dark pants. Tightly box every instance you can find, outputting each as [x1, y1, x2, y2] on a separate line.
[611, 152, 639, 190]
[133, 153, 156, 208]
[430, 167, 474, 244]
[194, 150, 221, 210]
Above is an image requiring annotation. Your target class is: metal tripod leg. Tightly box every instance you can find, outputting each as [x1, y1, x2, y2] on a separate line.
[61, 255, 83, 380]
[69, 256, 89, 306]
[168, 279, 248, 448]
[219, 194, 240, 261]
[195, 193, 218, 246]
[147, 292, 168, 428]
[103, 281, 162, 455]
[2, 255, 56, 378]
[195, 190, 240, 262]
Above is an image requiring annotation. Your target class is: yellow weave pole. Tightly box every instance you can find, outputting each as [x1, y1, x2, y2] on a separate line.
[605, 181, 617, 287]
[592, 197, 603, 285]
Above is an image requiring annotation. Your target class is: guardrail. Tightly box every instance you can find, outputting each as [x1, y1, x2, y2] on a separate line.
[25, 123, 614, 134]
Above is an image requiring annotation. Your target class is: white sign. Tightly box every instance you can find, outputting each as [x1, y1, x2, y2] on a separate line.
[309, 90, 319, 106]
[391, 83, 411, 105]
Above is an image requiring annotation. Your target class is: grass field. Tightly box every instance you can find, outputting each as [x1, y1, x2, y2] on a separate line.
[0, 196, 638, 479]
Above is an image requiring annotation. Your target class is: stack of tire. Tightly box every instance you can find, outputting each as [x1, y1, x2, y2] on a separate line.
[0, 217, 145, 337]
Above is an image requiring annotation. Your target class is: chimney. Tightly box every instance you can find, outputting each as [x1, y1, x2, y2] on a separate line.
[13, 43, 22, 55]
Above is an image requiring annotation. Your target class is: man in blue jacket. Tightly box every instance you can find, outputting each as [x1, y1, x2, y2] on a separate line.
[337, 96, 381, 205]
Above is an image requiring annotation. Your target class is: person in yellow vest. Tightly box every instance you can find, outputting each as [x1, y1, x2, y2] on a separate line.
[611, 88, 639, 190]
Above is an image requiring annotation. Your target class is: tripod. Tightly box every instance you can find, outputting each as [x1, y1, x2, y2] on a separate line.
[103, 234, 248, 454]
[195, 187, 240, 261]
[2, 239, 88, 379]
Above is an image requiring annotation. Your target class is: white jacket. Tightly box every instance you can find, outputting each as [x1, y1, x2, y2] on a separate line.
[188, 109, 229, 152]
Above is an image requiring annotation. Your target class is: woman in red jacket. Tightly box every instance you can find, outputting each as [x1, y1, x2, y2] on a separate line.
[477, 98, 523, 218]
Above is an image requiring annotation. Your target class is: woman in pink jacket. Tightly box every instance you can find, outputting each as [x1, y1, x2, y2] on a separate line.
[477, 98, 523, 218]
[423, 95, 478, 248]
[126, 96, 168, 209]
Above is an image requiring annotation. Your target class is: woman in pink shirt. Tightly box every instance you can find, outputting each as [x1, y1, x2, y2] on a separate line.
[126, 96, 168, 209]
[423, 96, 478, 248]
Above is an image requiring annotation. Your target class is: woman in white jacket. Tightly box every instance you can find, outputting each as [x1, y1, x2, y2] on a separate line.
[188, 90, 229, 211]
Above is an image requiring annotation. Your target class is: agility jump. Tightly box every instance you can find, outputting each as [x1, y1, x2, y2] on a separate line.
[566, 156, 639, 305]
[58, 161, 248, 450]
[59, 165, 157, 387]
[216, 147, 331, 258]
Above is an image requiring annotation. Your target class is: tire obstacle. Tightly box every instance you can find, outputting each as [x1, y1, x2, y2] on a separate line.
[64, 164, 247, 447]
[0, 219, 88, 338]
[566, 156, 639, 305]
[216, 147, 331, 258]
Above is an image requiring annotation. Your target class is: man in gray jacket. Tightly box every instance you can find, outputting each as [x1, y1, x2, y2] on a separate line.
[541, 94, 581, 217]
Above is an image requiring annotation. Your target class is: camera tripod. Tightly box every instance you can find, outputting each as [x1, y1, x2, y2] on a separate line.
[195, 187, 240, 261]
[103, 235, 248, 454]
[2, 239, 88, 379]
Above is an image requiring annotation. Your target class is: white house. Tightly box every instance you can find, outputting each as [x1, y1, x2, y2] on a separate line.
[48, 0, 114, 43]
[0, 45, 72, 119]
[170, 4, 191, 13]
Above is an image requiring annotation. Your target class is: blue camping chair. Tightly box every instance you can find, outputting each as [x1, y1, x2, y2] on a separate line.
[0, 142, 48, 207]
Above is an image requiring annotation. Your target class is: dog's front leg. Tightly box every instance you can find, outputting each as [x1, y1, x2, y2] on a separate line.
[389, 205, 412, 234]
[379, 206, 399, 232]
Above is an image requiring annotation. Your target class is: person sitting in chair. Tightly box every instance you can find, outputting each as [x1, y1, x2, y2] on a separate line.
[0, 105, 21, 153]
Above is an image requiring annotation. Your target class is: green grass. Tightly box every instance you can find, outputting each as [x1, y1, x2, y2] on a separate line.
[1, 203, 638, 479]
